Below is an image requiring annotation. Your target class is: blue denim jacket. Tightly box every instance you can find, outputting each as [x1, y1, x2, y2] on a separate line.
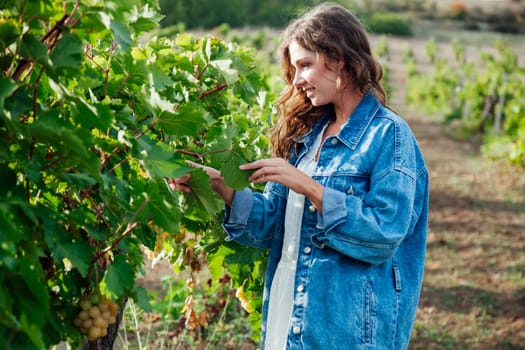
[223, 94, 429, 349]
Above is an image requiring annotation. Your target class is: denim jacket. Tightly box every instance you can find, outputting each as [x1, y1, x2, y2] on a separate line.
[223, 94, 429, 350]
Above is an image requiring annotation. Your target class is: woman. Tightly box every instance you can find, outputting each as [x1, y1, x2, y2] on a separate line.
[176, 3, 429, 349]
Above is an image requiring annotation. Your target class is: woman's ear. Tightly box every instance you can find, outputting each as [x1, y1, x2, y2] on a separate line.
[336, 59, 345, 73]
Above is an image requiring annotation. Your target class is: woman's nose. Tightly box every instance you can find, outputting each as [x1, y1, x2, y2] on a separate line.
[293, 71, 304, 88]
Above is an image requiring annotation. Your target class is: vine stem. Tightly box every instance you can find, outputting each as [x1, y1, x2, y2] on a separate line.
[199, 81, 227, 99]
[96, 199, 148, 260]
[175, 147, 233, 161]
[134, 117, 159, 139]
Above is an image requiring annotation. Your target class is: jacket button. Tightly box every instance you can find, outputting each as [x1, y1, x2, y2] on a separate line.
[297, 285, 304, 292]
[292, 326, 301, 335]
[303, 246, 311, 254]
[308, 205, 316, 213]
[330, 138, 338, 145]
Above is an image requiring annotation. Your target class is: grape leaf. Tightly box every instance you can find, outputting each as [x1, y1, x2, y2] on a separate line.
[19, 34, 51, 66]
[180, 168, 221, 220]
[101, 254, 135, 297]
[175, 32, 194, 49]
[131, 285, 152, 312]
[158, 102, 208, 137]
[144, 180, 181, 233]
[212, 58, 239, 85]
[19, 259, 49, 318]
[0, 77, 16, 111]
[50, 32, 83, 69]
[43, 223, 94, 277]
[110, 19, 132, 51]
[220, 145, 253, 190]
[139, 138, 192, 179]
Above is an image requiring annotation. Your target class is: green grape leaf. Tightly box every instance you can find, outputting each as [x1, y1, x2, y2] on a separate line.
[144, 180, 181, 233]
[110, 19, 132, 51]
[20, 313, 45, 349]
[158, 102, 208, 137]
[62, 172, 97, 187]
[101, 254, 135, 297]
[139, 138, 192, 179]
[19, 34, 51, 66]
[43, 222, 94, 277]
[0, 18, 20, 47]
[71, 98, 115, 130]
[140, 84, 175, 116]
[209, 241, 266, 288]
[220, 145, 253, 190]
[148, 63, 173, 91]
[207, 243, 233, 280]
[50, 32, 83, 69]
[132, 17, 160, 33]
[0, 77, 16, 111]
[180, 168, 221, 220]
[175, 32, 194, 49]
[212, 58, 239, 85]
[19, 259, 49, 318]
[131, 285, 152, 312]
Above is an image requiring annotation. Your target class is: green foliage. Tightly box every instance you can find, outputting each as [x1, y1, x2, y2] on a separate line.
[364, 12, 413, 37]
[406, 39, 525, 167]
[158, 0, 318, 29]
[0, 0, 272, 348]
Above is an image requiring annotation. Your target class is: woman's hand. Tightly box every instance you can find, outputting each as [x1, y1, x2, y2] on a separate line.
[165, 174, 192, 193]
[182, 160, 235, 206]
[240, 158, 324, 212]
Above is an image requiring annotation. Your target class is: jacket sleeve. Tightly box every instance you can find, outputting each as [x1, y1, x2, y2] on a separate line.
[222, 182, 286, 249]
[311, 122, 426, 265]
[313, 169, 418, 265]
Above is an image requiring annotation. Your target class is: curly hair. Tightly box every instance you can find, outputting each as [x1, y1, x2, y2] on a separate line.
[271, 2, 387, 159]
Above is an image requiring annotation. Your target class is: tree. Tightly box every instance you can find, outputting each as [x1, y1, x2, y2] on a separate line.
[0, 0, 271, 348]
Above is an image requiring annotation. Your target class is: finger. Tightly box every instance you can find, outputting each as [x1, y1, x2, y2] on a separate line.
[176, 183, 192, 193]
[239, 159, 266, 170]
[249, 169, 272, 183]
[178, 173, 191, 182]
[186, 160, 206, 169]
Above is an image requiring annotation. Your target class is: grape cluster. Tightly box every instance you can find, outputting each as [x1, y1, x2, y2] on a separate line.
[74, 295, 119, 341]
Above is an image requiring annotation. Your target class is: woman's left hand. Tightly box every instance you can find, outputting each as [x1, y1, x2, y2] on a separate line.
[240, 158, 323, 201]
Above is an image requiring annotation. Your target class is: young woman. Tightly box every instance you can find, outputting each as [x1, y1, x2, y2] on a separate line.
[175, 3, 429, 349]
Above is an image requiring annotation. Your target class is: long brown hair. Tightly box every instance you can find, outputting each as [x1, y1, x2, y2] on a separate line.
[271, 2, 387, 159]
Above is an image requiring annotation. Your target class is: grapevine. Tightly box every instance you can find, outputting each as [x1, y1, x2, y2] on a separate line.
[0, 0, 272, 348]
[405, 38, 525, 166]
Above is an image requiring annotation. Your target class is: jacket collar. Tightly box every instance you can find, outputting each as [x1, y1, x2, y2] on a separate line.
[296, 93, 381, 151]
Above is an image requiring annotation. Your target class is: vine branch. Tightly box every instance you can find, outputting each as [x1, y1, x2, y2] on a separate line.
[93, 200, 148, 263]
[199, 81, 227, 99]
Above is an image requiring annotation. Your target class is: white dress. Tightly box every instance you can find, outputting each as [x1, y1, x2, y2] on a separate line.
[264, 125, 326, 350]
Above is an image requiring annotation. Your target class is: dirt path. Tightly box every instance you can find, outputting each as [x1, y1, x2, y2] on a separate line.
[384, 35, 525, 349]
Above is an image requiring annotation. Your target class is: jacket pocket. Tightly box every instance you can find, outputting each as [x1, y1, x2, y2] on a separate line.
[393, 263, 402, 291]
[318, 173, 370, 199]
[361, 280, 375, 345]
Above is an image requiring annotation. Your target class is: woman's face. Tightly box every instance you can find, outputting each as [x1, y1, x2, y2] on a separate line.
[289, 40, 342, 106]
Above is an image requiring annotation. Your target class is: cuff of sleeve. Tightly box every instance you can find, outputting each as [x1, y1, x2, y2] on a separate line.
[321, 186, 348, 230]
[223, 188, 253, 238]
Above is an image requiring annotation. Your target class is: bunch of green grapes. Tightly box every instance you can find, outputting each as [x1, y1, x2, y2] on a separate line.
[73, 294, 119, 341]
